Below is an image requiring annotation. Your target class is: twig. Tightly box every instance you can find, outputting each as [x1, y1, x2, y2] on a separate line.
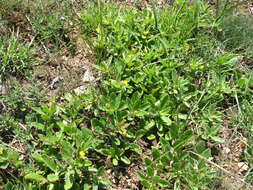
[234, 91, 242, 115]
[0, 141, 26, 155]
[19, 123, 27, 131]
[0, 100, 6, 111]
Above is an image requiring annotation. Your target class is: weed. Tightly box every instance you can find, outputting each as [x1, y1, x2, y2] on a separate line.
[0, 31, 35, 78]
[1, 0, 253, 189]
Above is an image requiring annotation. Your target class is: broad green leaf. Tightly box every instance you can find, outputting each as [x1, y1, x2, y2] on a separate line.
[141, 179, 150, 187]
[84, 160, 93, 167]
[91, 118, 104, 134]
[32, 107, 46, 115]
[92, 185, 98, 190]
[147, 166, 154, 177]
[32, 154, 57, 172]
[178, 114, 187, 120]
[130, 144, 142, 154]
[88, 167, 98, 172]
[225, 56, 242, 65]
[147, 134, 156, 140]
[31, 122, 45, 130]
[32, 154, 44, 163]
[61, 141, 73, 159]
[161, 116, 172, 126]
[42, 155, 57, 172]
[144, 120, 155, 130]
[25, 173, 46, 182]
[83, 184, 91, 190]
[195, 140, 206, 154]
[121, 156, 131, 165]
[211, 136, 225, 143]
[169, 125, 179, 140]
[64, 170, 74, 190]
[136, 171, 147, 180]
[159, 95, 170, 110]
[144, 158, 152, 166]
[47, 173, 59, 182]
[161, 155, 170, 165]
[174, 130, 193, 150]
[201, 148, 212, 158]
[152, 148, 160, 160]
[112, 158, 118, 166]
[0, 162, 9, 169]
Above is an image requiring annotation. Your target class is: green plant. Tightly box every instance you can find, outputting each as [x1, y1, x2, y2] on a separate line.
[218, 12, 253, 55]
[0, 32, 34, 78]
[1, 0, 253, 189]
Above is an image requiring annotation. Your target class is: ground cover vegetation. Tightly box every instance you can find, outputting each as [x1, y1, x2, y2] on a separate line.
[0, 0, 253, 189]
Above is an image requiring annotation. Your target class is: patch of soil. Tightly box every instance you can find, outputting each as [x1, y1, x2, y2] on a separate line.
[33, 31, 94, 98]
[106, 163, 142, 190]
[212, 114, 252, 190]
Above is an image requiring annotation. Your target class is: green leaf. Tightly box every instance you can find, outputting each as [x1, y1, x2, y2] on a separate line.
[33, 154, 57, 172]
[201, 148, 211, 158]
[42, 155, 57, 172]
[91, 118, 104, 134]
[47, 173, 59, 182]
[211, 136, 225, 143]
[61, 141, 73, 159]
[174, 130, 193, 150]
[25, 173, 46, 182]
[159, 95, 170, 110]
[92, 185, 98, 190]
[136, 171, 147, 180]
[144, 120, 155, 130]
[147, 134, 156, 140]
[31, 122, 45, 130]
[32, 153, 44, 163]
[32, 107, 46, 115]
[224, 56, 242, 65]
[121, 156, 131, 165]
[161, 116, 172, 126]
[112, 158, 118, 166]
[131, 143, 142, 154]
[151, 176, 160, 184]
[141, 179, 150, 187]
[195, 140, 206, 154]
[169, 125, 179, 140]
[152, 176, 169, 187]
[64, 170, 74, 190]
[83, 184, 91, 190]
[178, 114, 187, 120]
[83, 183, 91, 190]
[147, 166, 154, 177]
[145, 158, 152, 166]
[152, 148, 160, 160]
[0, 162, 9, 169]
[88, 167, 98, 172]
[84, 160, 93, 167]
[161, 155, 170, 165]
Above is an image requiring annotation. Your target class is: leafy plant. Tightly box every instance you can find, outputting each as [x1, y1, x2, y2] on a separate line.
[0, 32, 34, 78]
[1, 0, 253, 189]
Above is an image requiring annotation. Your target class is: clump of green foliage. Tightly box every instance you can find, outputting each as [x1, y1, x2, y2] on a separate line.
[0, 32, 35, 78]
[1, 0, 253, 190]
[218, 12, 253, 55]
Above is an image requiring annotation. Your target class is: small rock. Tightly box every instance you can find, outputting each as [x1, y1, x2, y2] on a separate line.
[82, 69, 95, 83]
[74, 85, 87, 95]
[49, 76, 63, 89]
[223, 147, 231, 154]
[0, 79, 7, 95]
[238, 162, 249, 173]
